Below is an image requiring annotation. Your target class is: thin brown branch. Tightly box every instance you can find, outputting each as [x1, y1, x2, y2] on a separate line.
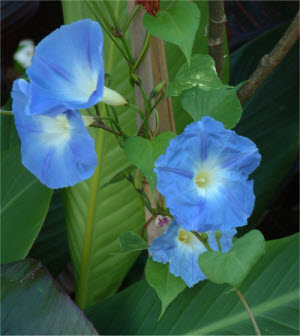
[237, 11, 300, 105]
[235, 289, 261, 336]
[89, 119, 121, 136]
[208, 0, 226, 80]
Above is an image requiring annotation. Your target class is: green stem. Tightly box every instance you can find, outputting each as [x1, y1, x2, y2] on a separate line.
[151, 94, 164, 113]
[131, 32, 151, 74]
[119, 37, 134, 66]
[139, 85, 150, 109]
[92, 0, 115, 33]
[127, 103, 146, 121]
[104, 0, 121, 31]
[109, 105, 119, 124]
[94, 104, 101, 117]
[101, 116, 128, 139]
[85, 0, 128, 61]
[152, 109, 160, 138]
[235, 289, 261, 336]
[192, 231, 213, 251]
[122, 4, 141, 35]
[104, 105, 124, 147]
[104, 0, 134, 66]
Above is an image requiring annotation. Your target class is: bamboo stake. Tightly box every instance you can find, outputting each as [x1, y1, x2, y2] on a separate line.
[127, 1, 175, 244]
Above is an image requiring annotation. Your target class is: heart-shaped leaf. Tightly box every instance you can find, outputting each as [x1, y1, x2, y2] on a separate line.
[145, 258, 186, 320]
[198, 230, 266, 288]
[124, 132, 176, 193]
[143, 1, 200, 66]
[119, 231, 148, 253]
[165, 54, 226, 97]
[181, 86, 242, 129]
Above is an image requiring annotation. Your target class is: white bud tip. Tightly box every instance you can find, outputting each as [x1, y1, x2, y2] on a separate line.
[100, 86, 127, 106]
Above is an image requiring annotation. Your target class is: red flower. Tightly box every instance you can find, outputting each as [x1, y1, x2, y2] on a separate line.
[135, 0, 160, 17]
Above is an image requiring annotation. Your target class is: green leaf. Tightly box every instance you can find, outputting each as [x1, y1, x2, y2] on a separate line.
[181, 86, 242, 129]
[119, 231, 148, 253]
[199, 230, 266, 288]
[124, 132, 176, 193]
[1, 112, 20, 152]
[143, 1, 200, 66]
[1, 146, 52, 264]
[164, 1, 230, 134]
[62, 1, 145, 309]
[1, 259, 98, 335]
[231, 24, 299, 229]
[165, 54, 226, 97]
[99, 165, 135, 190]
[86, 234, 299, 335]
[145, 258, 186, 320]
[28, 190, 69, 276]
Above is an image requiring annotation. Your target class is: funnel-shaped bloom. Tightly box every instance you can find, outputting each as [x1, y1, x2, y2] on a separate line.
[26, 19, 105, 116]
[155, 117, 261, 232]
[12, 79, 97, 189]
[149, 220, 236, 287]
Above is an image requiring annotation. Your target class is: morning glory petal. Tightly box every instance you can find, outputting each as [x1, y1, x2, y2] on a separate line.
[12, 79, 97, 189]
[26, 19, 104, 115]
[155, 117, 261, 231]
[149, 220, 236, 287]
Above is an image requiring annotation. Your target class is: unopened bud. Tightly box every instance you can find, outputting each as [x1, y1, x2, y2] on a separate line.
[155, 215, 171, 228]
[100, 86, 127, 106]
[81, 115, 98, 127]
[150, 81, 165, 98]
[201, 232, 208, 242]
[215, 230, 222, 240]
[134, 169, 143, 192]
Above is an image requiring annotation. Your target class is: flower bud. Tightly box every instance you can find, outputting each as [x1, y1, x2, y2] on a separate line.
[100, 86, 127, 106]
[155, 215, 171, 228]
[150, 81, 165, 98]
[215, 230, 222, 241]
[201, 232, 208, 242]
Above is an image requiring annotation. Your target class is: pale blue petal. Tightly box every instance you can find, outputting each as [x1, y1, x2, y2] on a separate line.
[169, 244, 206, 287]
[26, 19, 104, 115]
[150, 221, 208, 287]
[206, 228, 237, 252]
[149, 221, 179, 263]
[12, 79, 97, 189]
[154, 117, 261, 231]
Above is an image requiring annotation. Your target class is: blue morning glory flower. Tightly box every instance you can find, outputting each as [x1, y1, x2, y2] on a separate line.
[11, 79, 97, 189]
[149, 220, 236, 287]
[26, 19, 105, 116]
[154, 117, 261, 232]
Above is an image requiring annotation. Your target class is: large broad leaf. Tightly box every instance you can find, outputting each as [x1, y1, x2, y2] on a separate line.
[119, 231, 148, 253]
[62, 1, 144, 308]
[143, 1, 200, 66]
[231, 24, 299, 228]
[86, 233, 299, 335]
[1, 259, 97, 335]
[1, 114, 19, 152]
[28, 190, 70, 276]
[1, 146, 52, 264]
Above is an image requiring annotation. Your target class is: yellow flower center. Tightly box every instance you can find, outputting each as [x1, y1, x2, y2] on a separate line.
[178, 229, 194, 244]
[194, 170, 211, 188]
